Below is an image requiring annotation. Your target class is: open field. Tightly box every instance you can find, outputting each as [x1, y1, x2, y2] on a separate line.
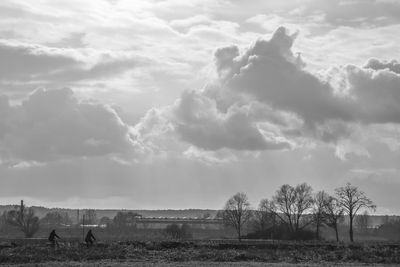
[0, 226, 236, 242]
[1, 240, 400, 266]
[5, 261, 400, 267]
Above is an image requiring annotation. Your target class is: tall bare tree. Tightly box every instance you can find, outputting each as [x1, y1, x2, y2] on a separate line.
[323, 195, 344, 242]
[5, 201, 40, 238]
[335, 183, 376, 242]
[312, 191, 330, 240]
[222, 192, 252, 240]
[253, 198, 275, 233]
[272, 183, 314, 234]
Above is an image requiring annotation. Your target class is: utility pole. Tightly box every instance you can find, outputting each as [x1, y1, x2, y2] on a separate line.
[20, 200, 24, 222]
[82, 214, 85, 242]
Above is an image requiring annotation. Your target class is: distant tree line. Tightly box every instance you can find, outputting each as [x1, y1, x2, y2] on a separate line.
[0, 206, 144, 238]
[0, 183, 379, 242]
[221, 182, 376, 242]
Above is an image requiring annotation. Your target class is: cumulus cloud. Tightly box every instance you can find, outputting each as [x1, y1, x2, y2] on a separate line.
[214, 27, 400, 133]
[0, 88, 136, 162]
[342, 64, 400, 124]
[3, 24, 400, 162]
[364, 58, 400, 74]
[133, 96, 293, 154]
[173, 90, 292, 151]
[135, 26, 400, 155]
[220, 27, 352, 124]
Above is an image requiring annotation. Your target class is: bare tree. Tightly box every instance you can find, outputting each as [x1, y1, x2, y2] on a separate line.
[323, 195, 344, 242]
[335, 182, 376, 242]
[5, 201, 40, 238]
[312, 191, 330, 240]
[253, 198, 275, 233]
[222, 192, 252, 240]
[272, 183, 314, 234]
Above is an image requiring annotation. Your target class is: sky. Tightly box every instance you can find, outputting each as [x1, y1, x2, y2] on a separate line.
[0, 0, 400, 214]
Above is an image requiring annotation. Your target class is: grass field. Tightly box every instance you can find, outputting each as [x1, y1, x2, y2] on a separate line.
[0, 226, 236, 241]
[1, 240, 400, 266]
[6, 261, 400, 267]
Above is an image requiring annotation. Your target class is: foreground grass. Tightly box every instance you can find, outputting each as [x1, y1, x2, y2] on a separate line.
[5, 261, 400, 267]
[0, 241, 400, 265]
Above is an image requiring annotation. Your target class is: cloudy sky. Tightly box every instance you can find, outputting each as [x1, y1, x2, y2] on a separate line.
[1, 0, 400, 214]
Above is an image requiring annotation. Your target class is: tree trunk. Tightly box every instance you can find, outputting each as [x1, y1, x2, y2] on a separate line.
[334, 223, 339, 242]
[349, 214, 354, 242]
[316, 220, 320, 240]
[238, 225, 241, 241]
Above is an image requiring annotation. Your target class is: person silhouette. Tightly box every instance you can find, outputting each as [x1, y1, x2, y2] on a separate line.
[85, 229, 96, 247]
[48, 229, 61, 248]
